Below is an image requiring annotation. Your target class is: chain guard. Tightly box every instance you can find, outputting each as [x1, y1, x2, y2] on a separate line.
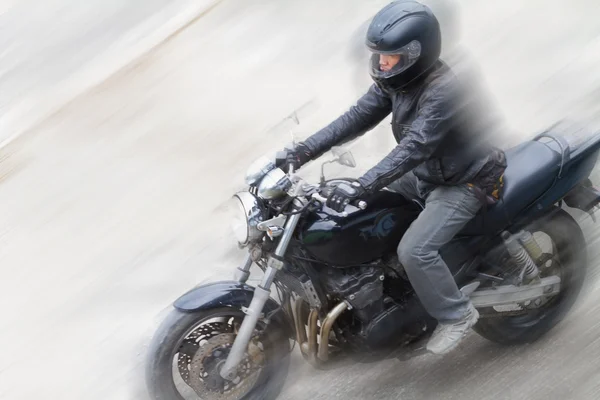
[480, 251, 561, 318]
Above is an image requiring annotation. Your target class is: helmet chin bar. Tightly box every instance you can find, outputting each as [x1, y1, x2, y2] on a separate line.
[369, 55, 439, 91]
[365, 1, 442, 90]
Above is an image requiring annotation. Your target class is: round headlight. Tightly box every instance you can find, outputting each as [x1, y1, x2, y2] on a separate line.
[230, 192, 265, 245]
[257, 168, 292, 200]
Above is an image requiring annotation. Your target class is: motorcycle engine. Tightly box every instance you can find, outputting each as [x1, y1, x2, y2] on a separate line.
[321, 266, 385, 322]
[322, 263, 435, 352]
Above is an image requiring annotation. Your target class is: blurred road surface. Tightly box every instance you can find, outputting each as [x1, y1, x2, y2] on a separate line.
[0, 0, 218, 145]
[2, 0, 600, 399]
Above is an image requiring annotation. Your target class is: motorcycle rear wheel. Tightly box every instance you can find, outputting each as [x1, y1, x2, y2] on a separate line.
[145, 307, 290, 400]
[474, 209, 587, 345]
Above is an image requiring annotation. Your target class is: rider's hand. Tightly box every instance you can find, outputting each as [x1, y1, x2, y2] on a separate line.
[276, 143, 312, 172]
[326, 181, 365, 212]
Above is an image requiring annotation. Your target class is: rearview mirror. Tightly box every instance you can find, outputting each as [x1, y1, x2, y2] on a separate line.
[331, 146, 356, 168]
[331, 146, 345, 158]
[338, 151, 356, 168]
[320, 147, 357, 185]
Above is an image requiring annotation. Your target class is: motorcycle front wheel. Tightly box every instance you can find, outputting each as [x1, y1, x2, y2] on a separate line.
[145, 307, 291, 400]
[474, 208, 587, 345]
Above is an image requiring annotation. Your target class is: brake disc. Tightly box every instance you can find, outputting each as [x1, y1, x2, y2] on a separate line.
[186, 333, 263, 400]
[177, 322, 233, 384]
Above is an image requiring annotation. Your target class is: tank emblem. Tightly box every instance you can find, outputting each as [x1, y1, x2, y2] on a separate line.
[359, 212, 396, 240]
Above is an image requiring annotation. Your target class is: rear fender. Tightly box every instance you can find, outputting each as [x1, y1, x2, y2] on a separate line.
[534, 148, 600, 210]
[174, 280, 294, 338]
[563, 179, 600, 213]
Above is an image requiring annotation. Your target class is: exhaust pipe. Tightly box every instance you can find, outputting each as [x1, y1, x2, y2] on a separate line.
[317, 301, 349, 362]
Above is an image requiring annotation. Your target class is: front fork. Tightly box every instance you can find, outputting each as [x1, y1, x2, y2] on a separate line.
[234, 255, 253, 284]
[220, 211, 302, 380]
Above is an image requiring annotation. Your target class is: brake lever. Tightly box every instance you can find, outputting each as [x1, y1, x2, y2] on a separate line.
[311, 192, 328, 204]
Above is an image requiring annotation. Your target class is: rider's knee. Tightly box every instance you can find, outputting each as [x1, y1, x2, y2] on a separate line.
[397, 237, 418, 267]
[397, 237, 437, 269]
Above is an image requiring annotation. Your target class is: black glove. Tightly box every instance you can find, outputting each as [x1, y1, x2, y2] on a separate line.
[276, 143, 312, 172]
[326, 181, 365, 212]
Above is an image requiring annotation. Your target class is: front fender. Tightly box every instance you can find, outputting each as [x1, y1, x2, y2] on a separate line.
[173, 280, 294, 338]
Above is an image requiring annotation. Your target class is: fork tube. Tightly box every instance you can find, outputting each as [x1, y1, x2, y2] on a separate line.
[273, 212, 302, 257]
[220, 266, 277, 380]
[220, 209, 302, 380]
[235, 254, 253, 284]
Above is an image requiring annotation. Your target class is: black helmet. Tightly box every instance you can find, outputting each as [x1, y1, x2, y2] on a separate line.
[366, 1, 442, 90]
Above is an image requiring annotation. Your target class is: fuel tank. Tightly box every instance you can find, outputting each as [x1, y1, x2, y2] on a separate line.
[299, 188, 421, 267]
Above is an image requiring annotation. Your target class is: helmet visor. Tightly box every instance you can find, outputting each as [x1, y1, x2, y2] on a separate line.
[369, 40, 422, 80]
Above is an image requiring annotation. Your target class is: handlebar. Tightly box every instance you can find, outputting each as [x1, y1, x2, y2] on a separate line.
[311, 192, 367, 215]
[357, 200, 368, 210]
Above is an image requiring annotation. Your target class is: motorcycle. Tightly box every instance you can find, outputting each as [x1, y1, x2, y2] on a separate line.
[146, 121, 600, 400]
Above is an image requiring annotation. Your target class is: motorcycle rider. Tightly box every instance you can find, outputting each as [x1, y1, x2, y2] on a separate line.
[279, 1, 507, 355]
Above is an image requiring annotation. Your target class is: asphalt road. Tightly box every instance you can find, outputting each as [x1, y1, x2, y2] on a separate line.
[2, 0, 600, 399]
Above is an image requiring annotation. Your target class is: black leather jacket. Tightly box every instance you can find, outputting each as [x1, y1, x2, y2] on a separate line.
[302, 61, 506, 194]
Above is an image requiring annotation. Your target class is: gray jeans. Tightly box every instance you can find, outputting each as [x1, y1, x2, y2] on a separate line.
[387, 172, 482, 323]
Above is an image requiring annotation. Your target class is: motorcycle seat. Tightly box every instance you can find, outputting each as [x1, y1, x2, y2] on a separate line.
[463, 140, 562, 234]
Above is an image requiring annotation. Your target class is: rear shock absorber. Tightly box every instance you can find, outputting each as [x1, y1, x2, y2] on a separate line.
[519, 230, 544, 264]
[501, 231, 540, 284]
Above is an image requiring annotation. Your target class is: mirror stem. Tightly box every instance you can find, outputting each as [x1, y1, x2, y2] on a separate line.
[320, 160, 336, 186]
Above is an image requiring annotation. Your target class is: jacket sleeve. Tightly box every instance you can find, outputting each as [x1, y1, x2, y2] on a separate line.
[358, 83, 455, 193]
[302, 84, 392, 159]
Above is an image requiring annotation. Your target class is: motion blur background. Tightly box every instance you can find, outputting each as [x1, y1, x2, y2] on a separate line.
[2, 0, 600, 399]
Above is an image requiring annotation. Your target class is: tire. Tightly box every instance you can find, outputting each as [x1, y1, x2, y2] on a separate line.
[474, 208, 587, 345]
[146, 307, 291, 400]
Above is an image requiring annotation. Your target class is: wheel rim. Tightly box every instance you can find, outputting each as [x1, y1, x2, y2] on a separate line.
[172, 311, 265, 400]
